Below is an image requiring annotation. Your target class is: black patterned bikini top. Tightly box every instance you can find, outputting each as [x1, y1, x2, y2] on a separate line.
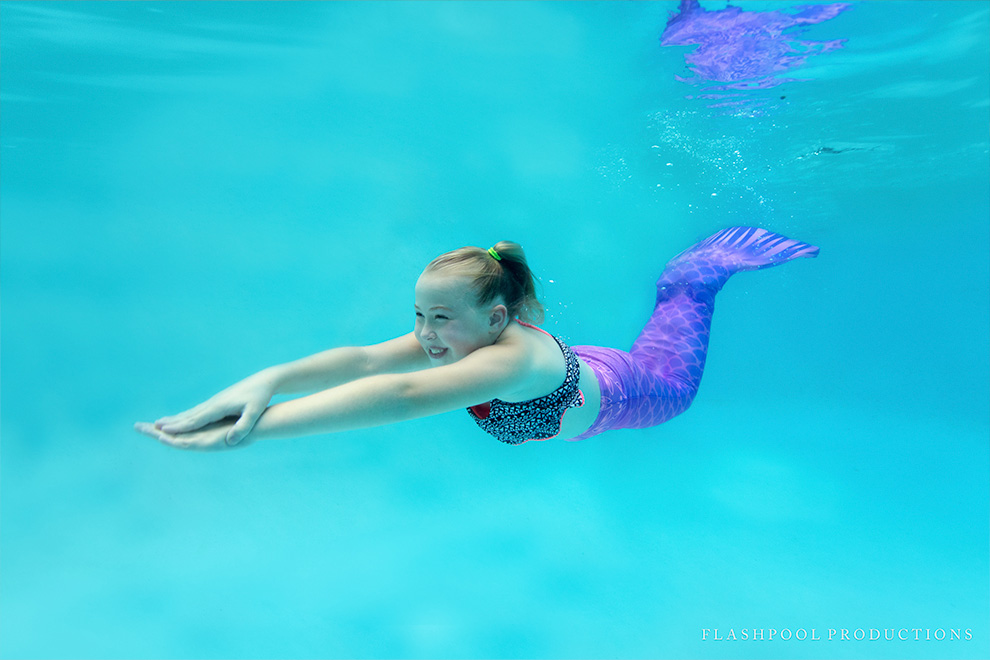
[467, 321, 584, 445]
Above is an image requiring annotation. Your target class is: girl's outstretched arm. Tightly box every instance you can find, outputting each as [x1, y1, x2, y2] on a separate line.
[142, 333, 429, 446]
[136, 340, 528, 451]
[269, 332, 430, 394]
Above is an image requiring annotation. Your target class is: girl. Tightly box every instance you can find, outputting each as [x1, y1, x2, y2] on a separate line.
[135, 226, 818, 451]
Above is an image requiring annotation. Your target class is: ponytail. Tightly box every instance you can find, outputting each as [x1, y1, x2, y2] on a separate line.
[425, 241, 545, 324]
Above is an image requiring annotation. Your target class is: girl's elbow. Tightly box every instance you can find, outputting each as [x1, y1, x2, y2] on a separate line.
[375, 376, 429, 422]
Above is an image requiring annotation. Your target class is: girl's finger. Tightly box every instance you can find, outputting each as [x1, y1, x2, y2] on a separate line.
[225, 405, 264, 446]
[155, 400, 215, 427]
[158, 418, 199, 433]
[160, 409, 225, 433]
[135, 422, 176, 445]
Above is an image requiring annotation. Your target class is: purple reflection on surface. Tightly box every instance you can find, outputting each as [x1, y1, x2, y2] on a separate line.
[661, 0, 851, 91]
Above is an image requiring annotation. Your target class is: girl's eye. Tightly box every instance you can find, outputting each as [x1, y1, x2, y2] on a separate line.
[435, 315, 449, 320]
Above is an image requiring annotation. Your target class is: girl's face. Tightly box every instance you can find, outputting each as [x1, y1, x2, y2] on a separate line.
[414, 271, 507, 366]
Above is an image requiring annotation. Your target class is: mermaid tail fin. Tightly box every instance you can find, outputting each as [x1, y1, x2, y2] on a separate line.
[631, 227, 818, 396]
[659, 226, 819, 293]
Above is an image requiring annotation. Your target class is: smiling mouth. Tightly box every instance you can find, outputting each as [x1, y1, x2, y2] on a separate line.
[427, 347, 448, 359]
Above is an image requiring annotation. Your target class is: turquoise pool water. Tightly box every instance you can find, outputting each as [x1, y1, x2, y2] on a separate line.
[1, 1, 987, 658]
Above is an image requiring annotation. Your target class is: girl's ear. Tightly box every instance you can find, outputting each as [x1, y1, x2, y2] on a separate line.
[489, 304, 509, 333]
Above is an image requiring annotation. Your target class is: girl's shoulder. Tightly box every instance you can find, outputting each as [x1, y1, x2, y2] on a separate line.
[495, 321, 568, 401]
[497, 320, 559, 357]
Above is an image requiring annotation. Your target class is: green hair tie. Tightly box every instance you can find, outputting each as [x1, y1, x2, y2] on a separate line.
[487, 246, 502, 261]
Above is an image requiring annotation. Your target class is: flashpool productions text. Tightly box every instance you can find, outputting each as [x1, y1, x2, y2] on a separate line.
[701, 627, 974, 643]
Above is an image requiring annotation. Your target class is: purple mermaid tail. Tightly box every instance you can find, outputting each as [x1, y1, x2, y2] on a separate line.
[571, 227, 818, 440]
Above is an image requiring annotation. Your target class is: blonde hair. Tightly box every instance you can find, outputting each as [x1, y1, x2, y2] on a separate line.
[425, 241, 545, 324]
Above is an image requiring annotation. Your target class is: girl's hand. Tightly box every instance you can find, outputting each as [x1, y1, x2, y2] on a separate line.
[134, 418, 253, 451]
[150, 372, 277, 446]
